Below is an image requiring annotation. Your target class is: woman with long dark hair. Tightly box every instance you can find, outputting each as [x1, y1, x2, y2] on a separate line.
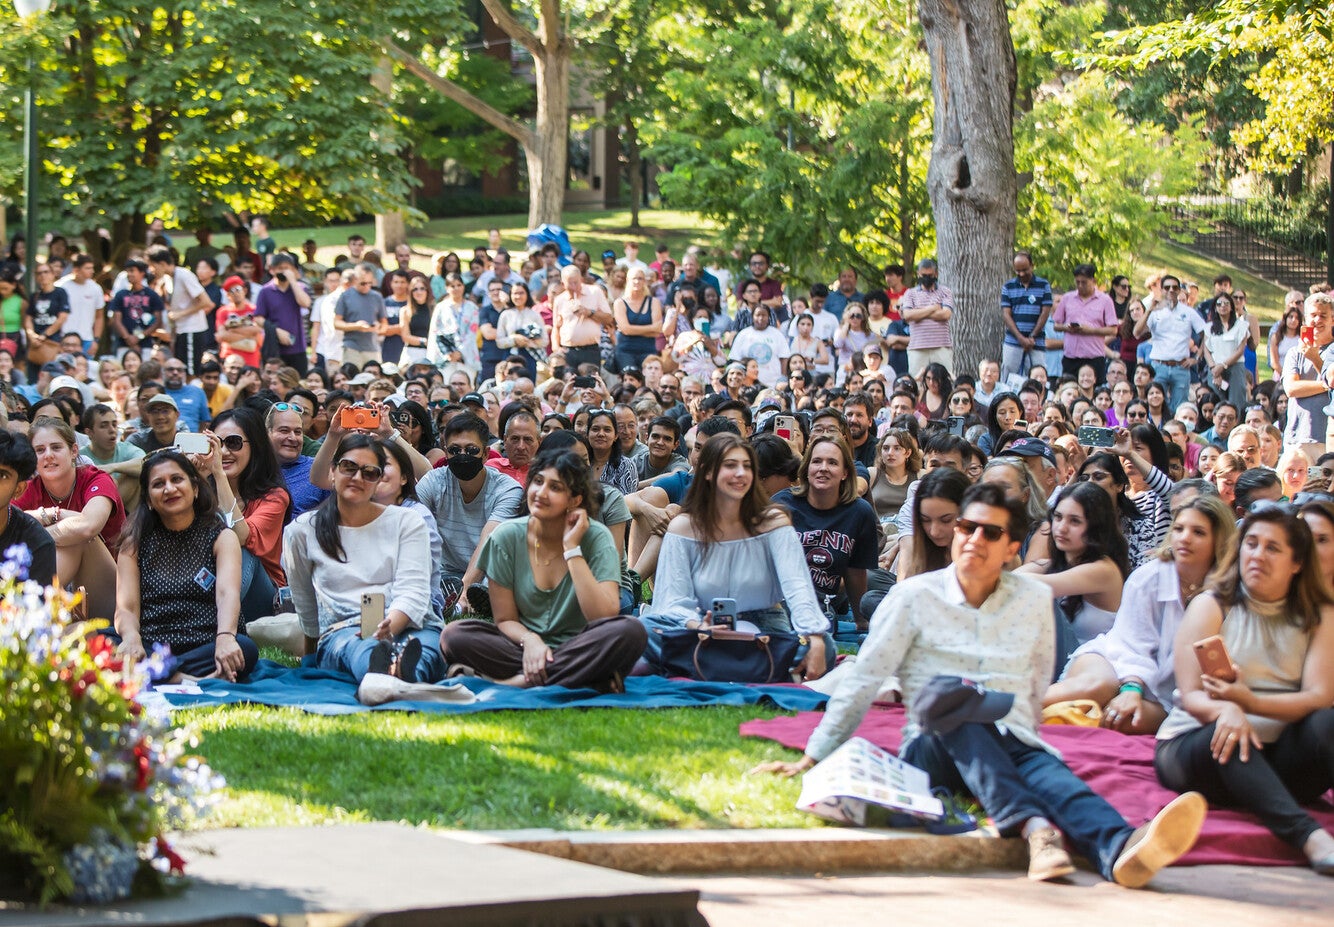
[441, 448, 645, 690]
[896, 467, 970, 580]
[1202, 291, 1251, 409]
[1268, 301, 1303, 377]
[638, 433, 830, 679]
[374, 436, 446, 620]
[1156, 505, 1334, 875]
[111, 452, 257, 681]
[584, 407, 638, 496]
[915, 362, 952, 422]
[399, 274, 434, 365]
[496, 280, 548, 380]
[390, 399, 444, 465]
[199, 407, 290, 619]
[1077, 426, 1173, 568]
[282, 433, 443, 682]
[980, 391, 1023, 455]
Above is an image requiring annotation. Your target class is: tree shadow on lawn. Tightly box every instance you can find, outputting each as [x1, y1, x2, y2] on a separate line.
[195, 706, 808, 832]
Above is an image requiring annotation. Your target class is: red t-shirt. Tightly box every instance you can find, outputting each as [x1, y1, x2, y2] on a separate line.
[216, 304, 264, 368]
[18, 465, 126, 556]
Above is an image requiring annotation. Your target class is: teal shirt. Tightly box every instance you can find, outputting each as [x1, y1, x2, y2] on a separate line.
[477, 517, 619, 646]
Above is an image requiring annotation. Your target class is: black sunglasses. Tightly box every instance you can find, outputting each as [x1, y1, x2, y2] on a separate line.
[335, 459, 384, 481]
[954, 518, 1007, 542]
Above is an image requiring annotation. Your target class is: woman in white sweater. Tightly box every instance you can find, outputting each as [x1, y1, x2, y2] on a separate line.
[282, 433, 444, 682]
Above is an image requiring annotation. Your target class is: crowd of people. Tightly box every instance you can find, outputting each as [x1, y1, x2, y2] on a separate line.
[1, 221, 1333, 888]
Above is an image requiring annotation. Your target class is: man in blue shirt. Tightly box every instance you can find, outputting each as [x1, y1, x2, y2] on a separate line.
[161, 358, 211, 432]
[822, 267, 866, 320]
[268, 403, 329, 516]
[1000, 251, 1053, 381]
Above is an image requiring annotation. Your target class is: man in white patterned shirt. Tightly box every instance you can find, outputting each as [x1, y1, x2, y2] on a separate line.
[757, 482, 1206, 888]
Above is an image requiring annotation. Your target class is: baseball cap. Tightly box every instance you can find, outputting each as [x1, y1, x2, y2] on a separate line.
[1000, 437, 1056, 467]
[144, 393, 178, 411]
[381, 362, 400, 377]
[461, 392, 486, 408]
[40, 362, 66, 377]
[911, 675, 1015, 735]
[863, 343, 883, 356]
[223, 275, 248, 291]
[48, 375, 83, 395]
[350, 372, 376, 386]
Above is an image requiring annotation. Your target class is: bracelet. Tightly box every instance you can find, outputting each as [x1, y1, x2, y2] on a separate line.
[563, 547, 584, 561]
[1119, 681, 1144, 696]
[216, 630, 237, 639]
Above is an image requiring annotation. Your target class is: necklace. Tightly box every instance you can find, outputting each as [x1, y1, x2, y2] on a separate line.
[529, 528, 559, 567]
[1179, 577, 1204, 603]
[45, 478, 75, 507]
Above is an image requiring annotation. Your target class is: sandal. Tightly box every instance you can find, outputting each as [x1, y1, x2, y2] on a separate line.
[392, 638, 423, 681]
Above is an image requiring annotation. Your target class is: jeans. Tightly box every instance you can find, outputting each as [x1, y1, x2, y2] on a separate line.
[902, 723, 1134, 880]
[240, 549, 278, 623]
[637, 606, 835, 676]
[615, 345, 657, 374]
[1155, 710, 1334, 849]
[315, 625, 445, 683]
[859, 568, 896, 622]
[1153, 362, 1192, 411]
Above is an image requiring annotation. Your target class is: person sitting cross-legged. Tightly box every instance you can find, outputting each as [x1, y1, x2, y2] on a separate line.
[756, 482, 1207, 888]
[440, 448, 646, 691]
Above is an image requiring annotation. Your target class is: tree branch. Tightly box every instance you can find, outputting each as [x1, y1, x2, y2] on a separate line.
[379, 38, 535, 148]
[477, 0, 544, 57]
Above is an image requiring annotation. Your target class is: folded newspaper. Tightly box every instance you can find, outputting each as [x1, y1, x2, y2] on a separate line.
[797, 736, 945, 826]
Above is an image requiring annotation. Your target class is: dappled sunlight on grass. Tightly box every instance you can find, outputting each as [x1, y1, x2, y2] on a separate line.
[186, 705, 817, 832]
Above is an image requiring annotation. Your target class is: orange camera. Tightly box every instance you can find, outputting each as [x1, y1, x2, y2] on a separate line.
[340, 406, 381, 430]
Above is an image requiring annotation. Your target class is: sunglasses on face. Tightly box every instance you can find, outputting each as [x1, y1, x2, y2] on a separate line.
[219, 434, 247, 452]
[446, 444, 482, 457]
[335, 459, 384, 481]
[954, 518, 1007, 542]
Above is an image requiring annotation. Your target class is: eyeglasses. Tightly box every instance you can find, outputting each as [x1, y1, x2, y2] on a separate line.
[335, 459, 384, 481]
[951, 396, 970, 404]
[954, 518, 1008, 542]
[446, 444, 482, 457]
[219, 434, 247, 452]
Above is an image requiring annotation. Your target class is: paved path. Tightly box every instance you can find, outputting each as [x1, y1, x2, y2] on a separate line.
[682, 865, 1334, 927]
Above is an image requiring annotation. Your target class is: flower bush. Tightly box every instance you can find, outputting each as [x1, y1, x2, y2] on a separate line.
[0, 545, 222, 905]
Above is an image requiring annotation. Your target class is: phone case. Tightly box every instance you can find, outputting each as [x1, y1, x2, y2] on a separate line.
[361, 593, 386, 638]
[1193, 635, 1237, 682]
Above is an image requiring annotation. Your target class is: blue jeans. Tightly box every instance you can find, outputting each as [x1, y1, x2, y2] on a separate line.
[901, 723, 1134, 881]
[315, 625, 445, 682]
[240, 549, 278, 623]
[637, 606, 835, 675]
[1153, 362, 1192, 411]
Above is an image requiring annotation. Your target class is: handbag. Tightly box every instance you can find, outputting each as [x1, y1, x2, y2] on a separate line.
[26, 335, 58, 366]
[659, 626, 802, 684]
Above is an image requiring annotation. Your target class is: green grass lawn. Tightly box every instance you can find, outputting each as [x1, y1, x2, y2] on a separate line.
[190, 704, 816, 832]
[278, 208, 714, 275]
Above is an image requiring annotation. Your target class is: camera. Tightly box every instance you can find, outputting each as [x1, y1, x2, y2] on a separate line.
[515, 323, 546, 363]
[340, 405, 381, 430]
[435, 332, 459, 356]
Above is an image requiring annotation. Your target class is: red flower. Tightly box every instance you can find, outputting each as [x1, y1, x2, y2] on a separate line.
[154, 836, 187, 874]
[133, 743, 153, 791]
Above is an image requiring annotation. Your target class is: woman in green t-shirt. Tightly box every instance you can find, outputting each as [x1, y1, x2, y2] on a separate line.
[441, 450, 646, 691]
[0, 269, 28, 346]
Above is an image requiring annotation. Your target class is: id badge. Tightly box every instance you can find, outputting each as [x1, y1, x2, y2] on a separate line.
[194, 567, 216, 591]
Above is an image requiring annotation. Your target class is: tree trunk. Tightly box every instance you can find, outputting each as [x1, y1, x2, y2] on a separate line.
[917, 0, 1017, 375]
[626, 117, 642, 231]
[371, 55, 408, 250]
[527, 45, 569, 229]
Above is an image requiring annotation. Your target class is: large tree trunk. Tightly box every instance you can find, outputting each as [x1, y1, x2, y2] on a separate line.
[371, 55, 408, 250]
[626, 117, 642, 231]
[527, 44, 569, 229]
[918, 0, 1017, 375]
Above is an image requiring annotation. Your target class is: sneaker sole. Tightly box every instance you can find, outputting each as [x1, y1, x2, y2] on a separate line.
[1028, 859, 1076, 882]
[1112, 791, 1207, 888]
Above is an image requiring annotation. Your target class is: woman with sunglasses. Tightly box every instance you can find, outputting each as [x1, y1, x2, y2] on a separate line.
[1045, 493, 1236, 734]
[199, 407, 291, 620]
[399, 274, 433, 366]
[283, 433, 443, 683]
[833, 303, 873, 385]
[391, 399, 444, 465]
[442, 447, 644, 690]
[110, 451, 257, 682]
[1156, 505, 1334, 876]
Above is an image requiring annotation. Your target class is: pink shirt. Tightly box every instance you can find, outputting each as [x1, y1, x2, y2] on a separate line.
[555, 286, 610, 348]
[1053, 290, 1117, 359]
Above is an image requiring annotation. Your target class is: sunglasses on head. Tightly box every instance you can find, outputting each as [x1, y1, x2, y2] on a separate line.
[954, 518, 1007, 542]
[335, 459, 384, 481]
[271, 402, 302, 413]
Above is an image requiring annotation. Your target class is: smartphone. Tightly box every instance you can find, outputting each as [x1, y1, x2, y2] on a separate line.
[693, 317, 711, 338]
[709, 597, 738, 630]
[573, 375, 597, 389]
[174, 432, 211, 455]
[340, 405, 381, 430]
[1077, 425, 1117, 448]
[774, 414, 798, 441]
[1193, 634, 1237, 682]
[947, 415, 966, 437]
[1012, 420, 1029, 431]
[360, 592, 386, 639]
[1302, 324, 1316, 347]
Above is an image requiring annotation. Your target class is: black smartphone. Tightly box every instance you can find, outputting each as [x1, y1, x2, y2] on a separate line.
[573, 376, 596, 389]
[947, 415, 966, 437]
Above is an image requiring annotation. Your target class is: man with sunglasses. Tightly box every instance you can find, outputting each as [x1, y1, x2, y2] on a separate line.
[761, 482, 1206, 888]
[1133, 272, 1205, 411]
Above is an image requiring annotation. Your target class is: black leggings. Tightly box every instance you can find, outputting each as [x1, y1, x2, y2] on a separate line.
[1155, 708, 1334, 848]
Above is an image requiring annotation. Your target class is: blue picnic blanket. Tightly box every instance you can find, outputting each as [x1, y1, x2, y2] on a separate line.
[157, 660, 831, 715]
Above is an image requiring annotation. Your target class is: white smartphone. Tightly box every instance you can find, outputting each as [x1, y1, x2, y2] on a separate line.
[174, 432, 211, 455]
[360, 592, 386, 638]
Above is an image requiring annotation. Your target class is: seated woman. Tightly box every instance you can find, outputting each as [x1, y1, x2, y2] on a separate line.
[282, 433, 443, 682]
[17, 416, 125, 619]
[111, 452, 257, 681]
[979, 456, 1049, 563]
[1156, 505, 1334, 875]
[867, 427, 920, 533]
[1076, 428, 1173, 569]
[1017, 482, 1129, 673]
[1044, 494, 1236, 734]
[440, 449, 646, 690]
[201, 407, 291, 620]
[638, 433, 831, 680]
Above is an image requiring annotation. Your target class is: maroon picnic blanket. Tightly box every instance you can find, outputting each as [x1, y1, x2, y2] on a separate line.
[740, 704, 1334, 867]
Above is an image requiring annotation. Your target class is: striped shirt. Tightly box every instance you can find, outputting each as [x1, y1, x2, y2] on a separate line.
[1000, 275, 1052, 347]
[901, 285, 954, 350]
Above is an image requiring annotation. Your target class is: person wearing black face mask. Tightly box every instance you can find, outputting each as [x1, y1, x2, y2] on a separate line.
[901, 258, 955, 378]
[415, 413, 524, 610]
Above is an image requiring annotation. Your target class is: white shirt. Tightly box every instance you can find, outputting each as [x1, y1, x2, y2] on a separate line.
[166, 267, 208, 334]
[804, 564, 1057, 762]
[1146, 301, 1205, 362]
[729, 325, 791, 386]
[57, 277, 106, 341]
[786, 308, 838, 344]
[314, 292, 344, 362]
